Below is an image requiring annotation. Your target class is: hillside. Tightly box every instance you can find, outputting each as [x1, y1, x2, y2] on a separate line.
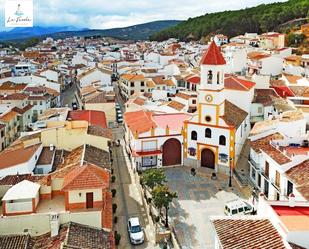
[150, 0, 309, 41]
[0, 20, 182, 42]
[0, 26, 84, 41]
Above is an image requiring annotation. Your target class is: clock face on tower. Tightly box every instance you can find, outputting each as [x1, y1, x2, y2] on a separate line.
[205, 94, 213, 103]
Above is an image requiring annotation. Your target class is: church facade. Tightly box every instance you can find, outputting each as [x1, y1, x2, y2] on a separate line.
[183, 41, 249, 173]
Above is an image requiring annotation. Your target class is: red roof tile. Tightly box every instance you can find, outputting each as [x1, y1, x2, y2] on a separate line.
[68, 110, 107, 128]
[212, 218, 287, 249]
[186, 76, 200, 84]
[200, 41, 226, 65]
[224, 76, 255, 91]
[0, 143, 41, 170]
[62, 163, 110, 191]
[124, 110, 156, 134]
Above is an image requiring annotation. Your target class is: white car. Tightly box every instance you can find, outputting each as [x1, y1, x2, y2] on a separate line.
[224, 199, 254, 216]
[127, 217, 144, 245]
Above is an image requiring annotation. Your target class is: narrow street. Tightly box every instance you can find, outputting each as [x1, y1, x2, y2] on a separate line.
[112, 127, 156, 249]
[60, 83, 78, 108]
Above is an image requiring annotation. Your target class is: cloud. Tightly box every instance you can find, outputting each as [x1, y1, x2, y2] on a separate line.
[0, 0, 287, 29]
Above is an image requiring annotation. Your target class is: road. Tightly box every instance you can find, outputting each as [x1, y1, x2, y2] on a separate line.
[60, 84, 78, 108]
[112, 127, 156, 249]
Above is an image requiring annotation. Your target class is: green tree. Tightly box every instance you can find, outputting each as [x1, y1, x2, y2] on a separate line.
[287, 33, 306, 46]
[140, 169, 166, 189]
[152, 185, 177, 228]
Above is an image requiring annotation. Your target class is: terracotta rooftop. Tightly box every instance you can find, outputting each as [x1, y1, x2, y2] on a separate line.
[186, 76, 200, 84]
[221, 100, 248, 129]
[253, 88, 279, 106]
[87, 125, 113, 139]
[0, 82, 27, 91]
[200, 41, 226, 65]
[250, 133, 291, 165]
[133, 97, 146, 106]
[247, 51, 271, 60]
[62, 163, 110, 191]
[121, 74, 145, 81]
[285, 160, 309, 201]
[167, 100, 185, 111]
[84, 91, 115, 104]
[176, 92, 191, 100]
[1, 93, 28, 100]
[0, 143, 41, 170]
[0, 110, 18, 122]
[84, 144, 111, 169]
[0, 234, 32, 249]
[12, 104, 33, 115]
[212, 218, 287, 249]
[31, 222, 115, 249]
[224, 76, 255, 91]
[124, 110, 156, 134]
[284, 74, 303, 85]
[67, 110, 107, 128]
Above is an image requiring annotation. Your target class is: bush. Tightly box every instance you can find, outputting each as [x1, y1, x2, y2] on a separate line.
[114, 231, 121, 245]
[111, 175, 116, 183]
[112, 203, 118, 213]
[113, 216, 118, 224]
[111, 189, 117, 197]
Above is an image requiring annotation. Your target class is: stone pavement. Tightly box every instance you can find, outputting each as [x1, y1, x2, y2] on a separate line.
[164, 167, 251, 249]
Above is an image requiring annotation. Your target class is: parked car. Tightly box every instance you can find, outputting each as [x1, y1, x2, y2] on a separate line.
[72, 102, 78, 110]
[127, 217, 144, 245]
[224, 199, 254, 216]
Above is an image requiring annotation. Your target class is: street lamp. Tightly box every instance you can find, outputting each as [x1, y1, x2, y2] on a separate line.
[229, 157, 233, 187]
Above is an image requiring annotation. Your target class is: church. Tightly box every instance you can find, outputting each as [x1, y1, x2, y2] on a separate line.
[183, 41, 250, 173]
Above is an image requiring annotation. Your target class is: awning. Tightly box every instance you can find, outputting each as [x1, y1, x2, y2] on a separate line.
[132, 150, 162, 157]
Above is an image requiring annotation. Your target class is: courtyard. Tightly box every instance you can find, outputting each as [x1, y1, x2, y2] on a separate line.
[164, 167, 251, 249]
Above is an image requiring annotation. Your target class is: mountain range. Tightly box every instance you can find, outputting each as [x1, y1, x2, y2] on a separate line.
[0, 20, 182, 41]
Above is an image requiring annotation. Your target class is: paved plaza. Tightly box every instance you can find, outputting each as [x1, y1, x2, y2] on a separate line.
[164, 167, 250, 249]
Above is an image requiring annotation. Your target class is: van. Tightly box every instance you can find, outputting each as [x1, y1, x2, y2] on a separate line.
[224, 199, 253, 216]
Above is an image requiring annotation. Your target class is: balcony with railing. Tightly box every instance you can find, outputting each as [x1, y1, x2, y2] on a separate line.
[248, 157, 260, 170]
[270, 177, 280, 191]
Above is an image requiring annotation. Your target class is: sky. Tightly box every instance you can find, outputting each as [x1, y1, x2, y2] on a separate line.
[0, 0, 287, 30]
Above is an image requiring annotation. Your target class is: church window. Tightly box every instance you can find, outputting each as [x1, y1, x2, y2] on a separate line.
[217, 72, 220, 84]
[205, 128, 211, 138]
[191, 131, 197, 141]
[205, 115, 212, 122]
[207, 70, 213, 84]
[219, 135, 226, 146]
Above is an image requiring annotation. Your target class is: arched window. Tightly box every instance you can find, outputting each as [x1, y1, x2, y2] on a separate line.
[191, 131, 197, 141]
[219, 135, 226, 146]
[205, 128, 211, 138]
[207, 70, 213, 84]
[217, 71, 220, 84]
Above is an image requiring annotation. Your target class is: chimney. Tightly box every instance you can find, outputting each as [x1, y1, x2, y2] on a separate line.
[289, 193, 295, 207]
[50, 213, 60, 237]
